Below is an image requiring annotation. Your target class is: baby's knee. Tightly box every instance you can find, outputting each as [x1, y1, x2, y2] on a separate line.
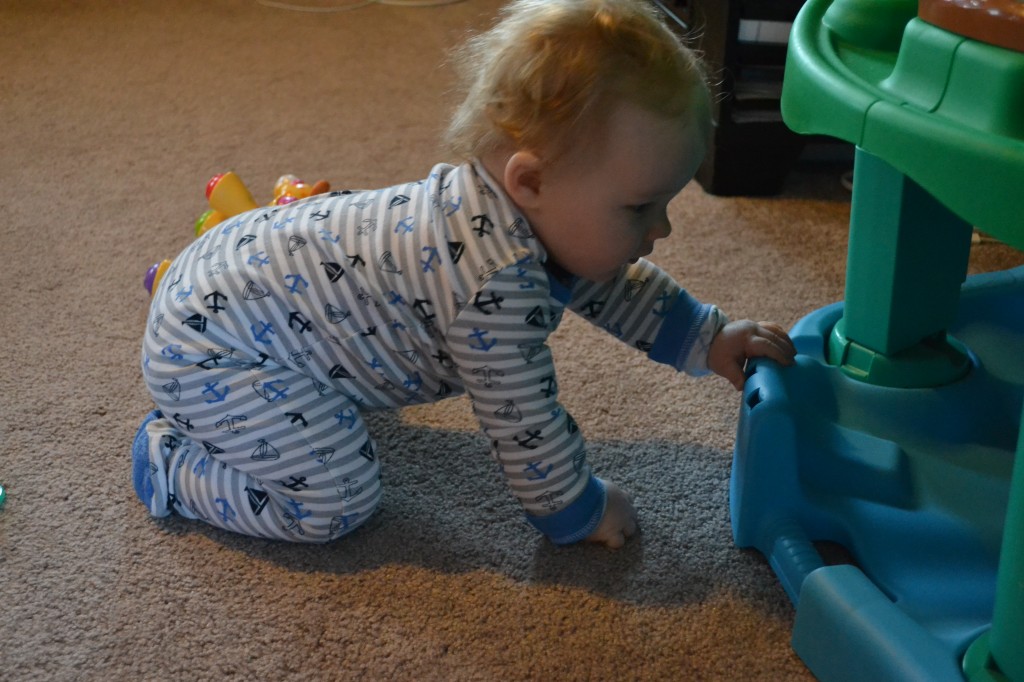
[281, 466, 384, 543]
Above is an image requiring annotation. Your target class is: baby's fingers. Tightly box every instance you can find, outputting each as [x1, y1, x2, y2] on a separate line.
[605, 531, 627, 549]
[604, 515, 638, 549]
[750, 322, 797, 364]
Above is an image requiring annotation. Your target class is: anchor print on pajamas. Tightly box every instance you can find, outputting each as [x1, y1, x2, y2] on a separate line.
[139, 161, 721, 543]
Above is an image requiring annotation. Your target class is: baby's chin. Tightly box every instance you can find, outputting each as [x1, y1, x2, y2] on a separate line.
[590, 265, 632, 282]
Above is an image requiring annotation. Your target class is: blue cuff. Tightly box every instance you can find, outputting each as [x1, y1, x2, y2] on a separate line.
[525, 475, 606, 545]
[544, 262, 576, 305]
[648, 289, 711, 369]
[132, 410, 163, 505]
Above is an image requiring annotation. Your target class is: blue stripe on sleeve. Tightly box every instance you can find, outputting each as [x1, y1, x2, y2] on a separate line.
[545, 264, 576, 305]
[648, 289, 712, 369]
[525, 475, 606, 545]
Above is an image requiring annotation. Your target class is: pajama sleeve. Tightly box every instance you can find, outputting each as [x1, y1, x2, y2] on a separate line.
[566, 258, 727, 375]
[446, 256, 603, 545]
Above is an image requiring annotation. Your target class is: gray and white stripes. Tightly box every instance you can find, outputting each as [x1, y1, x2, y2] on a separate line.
[139, 161, 712, 542]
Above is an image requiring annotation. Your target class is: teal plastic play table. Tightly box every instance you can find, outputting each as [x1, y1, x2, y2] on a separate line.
[730, 1, 1024, 679]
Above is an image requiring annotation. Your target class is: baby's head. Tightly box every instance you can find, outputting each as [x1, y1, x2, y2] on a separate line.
[445, 0, 709, 164]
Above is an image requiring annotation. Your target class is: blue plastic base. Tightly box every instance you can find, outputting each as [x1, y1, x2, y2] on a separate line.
[732, 266, 1024, 682]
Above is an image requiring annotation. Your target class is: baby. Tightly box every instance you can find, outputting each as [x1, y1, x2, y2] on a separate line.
[132, 0, 796, 548]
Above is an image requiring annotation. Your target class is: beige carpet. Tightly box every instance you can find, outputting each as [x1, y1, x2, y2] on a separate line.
[2, 1, 1021, 680]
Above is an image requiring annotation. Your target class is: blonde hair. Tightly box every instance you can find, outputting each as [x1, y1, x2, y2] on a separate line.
[444, 0, 707, 162]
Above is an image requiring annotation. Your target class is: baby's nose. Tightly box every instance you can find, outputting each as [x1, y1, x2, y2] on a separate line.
[651, 215, 672, 240]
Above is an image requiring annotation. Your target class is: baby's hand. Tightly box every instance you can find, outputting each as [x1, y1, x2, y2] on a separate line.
[585, 480, 637, 549]
[707, 320, 796, 390]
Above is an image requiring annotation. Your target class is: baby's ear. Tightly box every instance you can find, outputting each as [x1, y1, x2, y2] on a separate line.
[503, 151, 544, 209]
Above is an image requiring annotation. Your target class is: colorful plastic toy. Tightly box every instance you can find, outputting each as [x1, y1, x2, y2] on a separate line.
[730, 1, 1024, 680]
[143, 172, 331, 295]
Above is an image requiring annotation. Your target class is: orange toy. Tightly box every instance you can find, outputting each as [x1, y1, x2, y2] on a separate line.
[144, 172, 331, 295]
[193, 172, 331, 237]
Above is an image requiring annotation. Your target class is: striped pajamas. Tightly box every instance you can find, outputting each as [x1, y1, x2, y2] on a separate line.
[137, 162, 720, 543]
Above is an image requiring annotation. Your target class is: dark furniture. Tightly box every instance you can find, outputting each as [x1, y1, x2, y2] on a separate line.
[654, 0, 815, 195]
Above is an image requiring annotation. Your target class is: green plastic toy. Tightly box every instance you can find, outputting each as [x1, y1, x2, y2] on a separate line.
[733, 0, 1024, 680]
[783, 3, 1024, 388]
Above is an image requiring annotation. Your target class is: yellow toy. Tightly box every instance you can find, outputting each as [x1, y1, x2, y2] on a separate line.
[143, 172, 331, 295]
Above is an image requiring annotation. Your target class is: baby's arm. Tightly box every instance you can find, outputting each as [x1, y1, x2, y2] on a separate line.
[449, 263, 608, 545]
[707, 320, 797, 390]
[581, 322, 794, 549]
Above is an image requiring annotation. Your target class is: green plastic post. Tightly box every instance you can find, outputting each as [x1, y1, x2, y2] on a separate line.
[964, 400, 1024, 682]
[991, 438, 1024, 681]
[828, 148, 974, 387]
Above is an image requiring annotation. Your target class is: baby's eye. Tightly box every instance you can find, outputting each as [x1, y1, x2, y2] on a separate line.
[629, 203, 653, 214]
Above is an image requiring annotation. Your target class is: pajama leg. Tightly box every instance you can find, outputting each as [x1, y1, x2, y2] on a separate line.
[137, 358, 382, 543]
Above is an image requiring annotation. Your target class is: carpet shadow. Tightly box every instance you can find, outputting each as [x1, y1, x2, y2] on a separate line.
[148, 409, 789, 611]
